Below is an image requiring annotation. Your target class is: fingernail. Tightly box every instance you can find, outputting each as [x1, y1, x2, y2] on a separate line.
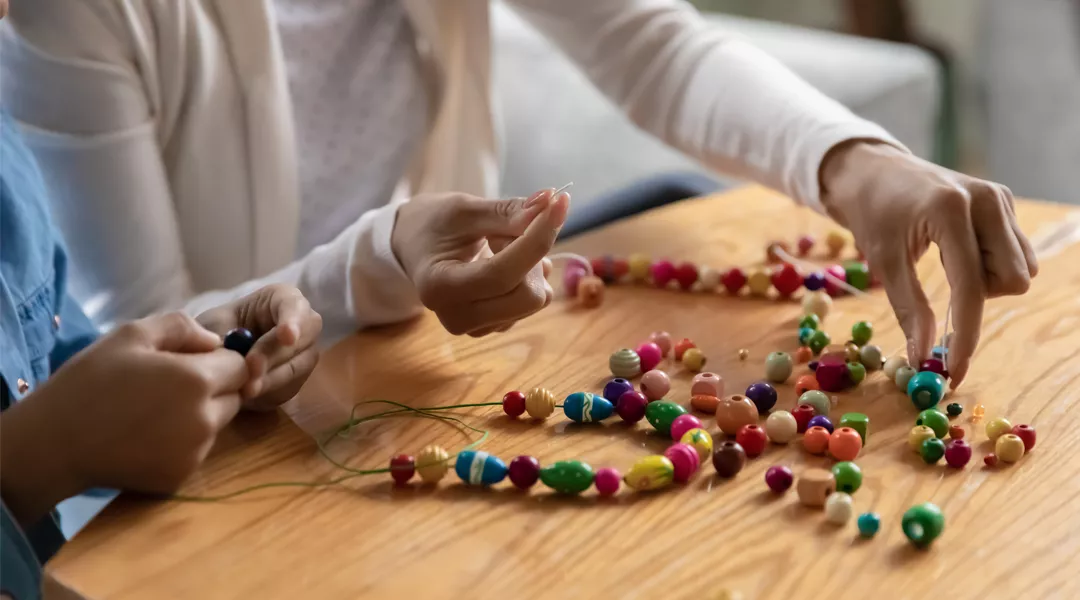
[524, 189, 552, 209]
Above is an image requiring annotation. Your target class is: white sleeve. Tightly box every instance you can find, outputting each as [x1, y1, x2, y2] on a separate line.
[505, 0, 907, 211]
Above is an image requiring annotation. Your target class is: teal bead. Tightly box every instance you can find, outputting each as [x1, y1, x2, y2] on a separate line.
[920, 437, 946, 464]
[454, 451, 508, 486]
[838, 413, 869, 443]
[798, 327, 815, 346]
[798, 314, 821, 331]
[539, 460, 595, 495]
[902, 502, 945, 548]
[645, 401, 689, 437]
[844, 261, 871, 291]
[831, 461, 862, 493]
[915, 408, 949, 438]
[808, 330, 831, 355]
[851, 321, 873, 346]
[562, 392, 614, 423]
[846, 361, 866, 384]
[857, 512, 881, 538]
[907, 371, 947, 410]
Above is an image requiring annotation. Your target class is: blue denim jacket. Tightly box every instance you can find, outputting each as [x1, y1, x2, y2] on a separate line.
[1, 113, 98, 599]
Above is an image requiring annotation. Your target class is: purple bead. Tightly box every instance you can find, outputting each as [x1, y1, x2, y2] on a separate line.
[508, 455, 540, 489]
[803, 272, 827, 291]
[744, 382, 777, 414]
[563, 264, 587, 297]
[808, 360, 819, 371]
[920, 358, 949, 378]
[616, 391, 648, 423]
[764, 465, 794, 494]
[602, 378, 634, 404]
[594, 467, 621, 497]
[807, 415, 834, 433]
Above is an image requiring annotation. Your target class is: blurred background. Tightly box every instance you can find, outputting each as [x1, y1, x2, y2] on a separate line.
[495, 0, 1080, 207]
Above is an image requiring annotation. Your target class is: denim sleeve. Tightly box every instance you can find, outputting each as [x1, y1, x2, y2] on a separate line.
[1, 502, 42, 600]
[47, 291, 97, 372]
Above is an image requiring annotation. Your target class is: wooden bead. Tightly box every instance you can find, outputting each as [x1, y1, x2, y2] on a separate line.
[650, 260, 676, 288]
[843, 342, 861, 363]
[563, 392, 614, 423]
[735, 424, 768, 458]
[859, 344, 883, 371]
[858, 513, 881, 538]
[797, 468, 836, 508]
[1012, 424, 1036, 452]
[794, 346, 813, 364]
[639, 369, 671, 401]
[680, 428, 714, 461]
[624, 455, 675, 491]
[744, 382, 777, 414]
[807, 415, 833, 433]
[715, 394, 759, 436]
[797, 235, 814, 256]
[563, 264, 587, 297]
[644, 401, 689, 437]
[995, 433, 1026, 463]
[838, 412, 869, 443]
[764, 351, 793, 383]
[908, 425, 936, 452]
[794, 374, 819, 396]
[791, 404, 816, 433]
[594, 467, 621, 497]
[590, 257, 610, 282]
[920, 358, 949, 378]
[803, 272, 826, 291]
[948, 425, 965, 440]
[807, 330, 831, 355]
[902, 502, 945, 548]
[920, 438, 946, 464]
[945, 439, 972, 468]
[825, 492, 854, 525]
[609, 348, 642, 378]
[984, 453, 999, 467]
[454, 451, 508, 486]
[765, 465, 794, 493]
[946, 402, 964, 417]
[628, 253, 651, 282]
[711, 441, 746, 478]
[916, 408, 949, 438]
[224, 328, 256, 356]
[846, 361, 866, 385]
[825, 230, 847, 258]
[525, 387, 556, 419]
[823, 264, 847, 297]
[389, 454, 415, 485]
[611, 258, 630, 283]
[986, 417, 1014, 442]
[737, 348, 750, 361]
[894, 366, 917, 392]
[831, 461, 862, 493]
[681, 347, 707, 372]
[416, 445, 450, 483]
[649, 331, 673, 356]
[539, 460, 595, 495]
[502, 390, 527, 418]
[803, 426, 831, 455]
[698, 266, 720, 291]
[664, 443, 701, 483]
[770, 264, 802, 297]
[691, 372, 724, 398]
[508, 455, 541, 489]
[616, 391, 648, 423]
[602, 378, 634, 404]
[578, 275, 605, 308]
[851, 321, 873, 345]
[907, 371, 946, 410]
[670, 414, 704, 442]
[674, 262, 699, 290]
[883, 355, 910, 379]
[721, 267, 747, 294]
[690, 394, 720, 413]
[635, 342, 663, 372]
[844, 261, 870, 291]
[747, 269, 772, 297]
[764, 411, 798, 444]
[673, 338, 696, 361]
[798, 390, 831, 416]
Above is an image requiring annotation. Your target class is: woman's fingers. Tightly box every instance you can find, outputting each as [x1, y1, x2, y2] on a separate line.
[242, 344, 319, 405]
[872, 245, 937, 368]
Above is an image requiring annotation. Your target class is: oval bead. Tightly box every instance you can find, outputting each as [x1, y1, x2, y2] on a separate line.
[679, 428, 714, 461]
[563, 392, 614, 423]
[690, 394, 720, 414]
[645, 401, 689, 437]
[539, 460, 596, 495]
[525, 388, 557, 419]
[623, 455, 675, 491]
[454, 451, 508, 486]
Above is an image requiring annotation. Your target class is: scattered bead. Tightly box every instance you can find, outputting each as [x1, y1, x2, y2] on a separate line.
[829, 427, 863, 461]
[673, 338, 696, 361]
[539, 460, 595, 495]
[803, 272, 826, 292]
[1012, 424, 1036, 452]
[747, 269, 772, 297]
[680, 428, 714, 461]
[894, 366, 917, 393]
[831, 461, 862, 494]
[644, 401, 689, 437]
[825, 230, 847, 258]
[698, 266, 720, 291]
[764, 411, 798, 444]
[416, 445, 450, 483]
[995, 433, 1026, 463]
[797, 327, 815, 346]
[797, 468, 836, 508]
[807, 330, 832, 355]
[616, 391, 648, 423]
[803, 426, 831, 455]
[825, 492, 854, 524]
[799, 314, 821, 330]
[985, 417, 1014, 442]
[944, 439, 972, 468]
[690, 394, 720, 413]
[908, 425, 936, 453]
[563, 392, 614, 423]
[843, 342, 862, 363]
[735, 424, 768, 458]
[624, 455, 675, 491]
[915, 409, 950, 439]
[919, 358, 948, 379]
[602, 378, 635, 404]
[738, 348, 750, 361]
[984, 453, 999, 467]
[838, 413, 869, 443]
[794, 375, 820, 396]
[765, 465, 794, 493]
[224, 328, 256, 356]
[525, 388, 557, 419]
[807, 415, 834, 434]
[771, 264, 802, 297]
[502, 390, 527, 418]
[628, 254, 651, 282]
[824, 264, 848, 297]
[802, 291, 833, 320]
[794, 346, 813, 364]
[691, 372, 724, 398]
[973, 404, 986, 419]
[664, 443, 701, 483]
[635, 342, 663, 373]
[674, 262, 699, 290]
[682, 347, 707, 372]
[594, 467, 621, 497]
[648, 331, 673, 357]
[859, 345, 883, 371]
[390, 454, 415, 485]
[764, 352, 793, 384]
[716, 394, 759, 436]
[843, 261, 871, 291]
[650, 260, 676, 288]
[670, 414, 704, 442]
[455, 451, 508, 486]
[639, 369, 671, 402]
[907, 371, 946, 410]
[808, 360, 818, 371]
[721, 267, 748, 294]
[902, 502, 944, 549]
[792, 404, 816, 434]
[846, 362, 866, 385]
[797, 235, 815, 257]
[578, 275, 605, 307]
[857, 513, 881, 538]
[745, 382, 778, 414]
[815, 353, 849, 392]
[799, 390, 831, 417]
[948, 425, 965, 440]
[508, 455, 541, 489]
[920, 438, 946, 464]
[883, 355, 910, 379]
[712, 441, 747, 478]
[946, 402, 963, 418]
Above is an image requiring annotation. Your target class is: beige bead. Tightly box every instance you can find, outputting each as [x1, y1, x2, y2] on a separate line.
[698, 266, 720, 291]
[986, 417, 1014, 442]
[908, 425, 936, 452]
[859, 344, 883, 371]
[801, 291, 832, 320]
[824, 492, 854, 524]
[747, 269, 772, 297]
[764, 411, 798, 444]
[415, 445, 450, 483]
[797, 468, 836, 508]
[826, 230, 847, 258]
[883, 355, 909, 379]
[609, 348, 641, 378]
[525, 388, 556, 419]
[995, 433, 1026, 463]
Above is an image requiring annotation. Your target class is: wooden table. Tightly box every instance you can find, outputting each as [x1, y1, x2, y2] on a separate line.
[48, 188, 1080, 599]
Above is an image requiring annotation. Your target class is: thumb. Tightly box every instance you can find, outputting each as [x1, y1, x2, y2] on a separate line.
[136, 312, 222, 353]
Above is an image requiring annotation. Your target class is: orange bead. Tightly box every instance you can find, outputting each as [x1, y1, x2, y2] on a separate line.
[578, 275, 604, 308]
[673, 338, 696, 361]
[828, 427, 863, 461]
[948, 425, 965, 440]
[794, 374, 819, 396]
[715, 394, 759, 436]
[803, 426, 831, 455]
[691, 394, 720, 414]
[794, 346, 813, 364]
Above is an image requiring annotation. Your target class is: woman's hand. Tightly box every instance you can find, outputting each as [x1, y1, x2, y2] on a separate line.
[391, 189, 569, 337]
[820, 141, 1039, 386]
[196, 285, 322, 410]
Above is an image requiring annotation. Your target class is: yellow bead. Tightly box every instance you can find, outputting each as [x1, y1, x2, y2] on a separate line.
[415, 445, 450, 483]
[747, 269, 772, 297]
[843, 342, 861, 363]
[995, 433, 1026, 463]
[525, 387, 556, 419]
[682, 347, 707, 372]
[801, 291, 832, 320]
[908, 425, 936, 453]
[628, 253, 651, 282]
[623, 455, 675, 491]
[680, 428, 714, 461]
[826, 230, 847, 257]
[985, 417, 1013, 442]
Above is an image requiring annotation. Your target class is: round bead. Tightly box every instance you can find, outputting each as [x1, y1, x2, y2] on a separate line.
[539, 460, 595, 495]
[902, 502, 945, 548]
[738, 348, 750, 361]
[946, 402, 964, 417]
[690, 394, 720, 413]
[673, 338, 697, 361]
[857, 513, 881, 538]
[635, 342, 663, 373]
[907, 371, 947, 410]
[525, 388, 556, 419]
[831, 461, 862, 494]
[829, 427, 863, 461]
[931, 345, 947, 360]
[508, 455, 541, 489]
[670, 414, 704, 442]
[644, 401, 689, 437]
[735, 424, 767, 458]
[797, 468, 836, 508]
[502, 390, 527, 418]
[680, 428, 714, 461]
[919, 358, 949, 378]
[712, 441, 747, 478]
[563, 264, 587, 297]
[416, 445, 450, 483]
[698, 266, 720, 291]
[389, 454, 415, 485]
[995, 433, 1026, 463]
[915, 409, 950, 439]
[799, 314, 821, 330]
[223, 328, 256, 356]
[838, 413, 870, 443]
[984, 453, 999, 467]
[764, 352, 794, 383]
[455, 451, 508, 486]
[721, 267, 748, 294]
[883, 355, 910, 379]
[797, 235, 815, 256]
[794, 346, 813, 364]
[594, 467, 621, 497]
[744, 382, 778, 414]
[803, 272, 827, 292]
[766, 240, 791, 264]
[843, 261, 871, 291]
[616, 391, 648, 423]
[794, 374, 820, 397]
[920, 438, 946, 464]
[824, 264, 848, 297]
[807, 330, 832, 355]
[681, 347, 707, 372]
[628, 254, 651, 282]
[590, 257, 611, 282]
[765, 465, 794, 494]
[639, 369, 671, 401]
[859, 344, 883, 371]
[577, 275, 605, 308]
[613, 258, 631, 280]
[825, 492, 854, 525]
[624, 455, 675, 491]
[797, 327, 815, 346]
[764, 411, 798, 444]
[798, 390, 831, 417]
[985, 417, 1014, 442]
[825, 230, 847, 257]
[602, 378, 635, 404]
[908, 425, 937, 452]
[973, 404, 986, 419]
[948, 425, 965, 440]
[674, 262, 699, 290]
[771, 264, 802, 297]
[843, 342, 861, 363]
[894, 366, 917, 392]
[846, 362, 866, 385]
[807, 415, 834, 433]
[650, 260, 676, 288]
[747, 269, 772, 297]
[792, 404, 816, 433]
[563, 392, 614, 423]
[649, 331, 673, 356]
[803, 426, 831, 455]
[664, 443, 701, 483]
[691, 372, 724, 398]
[716, 395, 759, 436]
[1012, 424, 1036, 452]
[944, 439, 972, 468]
[610, 347, 643, 378]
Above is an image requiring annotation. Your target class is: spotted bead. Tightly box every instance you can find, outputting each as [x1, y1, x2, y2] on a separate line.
[680, 428, 714, 461]
[454, 451, 508, 486]
[539, 460, 595, 495]
[645, 401, 689, 437]
[563, 392, 614, 423]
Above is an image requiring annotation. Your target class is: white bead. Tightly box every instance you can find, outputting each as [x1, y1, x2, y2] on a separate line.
[698, 266, 720, 291]
[859, 344, 884, 371]
[895, 366, 917, 392]
[883, 355, 909, 379]
[764, 411, 798, 444]
[801, 291, 832, 320]
[824, 492, 854, 524]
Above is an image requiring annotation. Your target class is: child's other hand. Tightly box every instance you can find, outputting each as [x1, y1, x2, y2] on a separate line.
[196, 285, 322, 410]
[391, 189, 570, 337]
[820, 141, 1039, 387]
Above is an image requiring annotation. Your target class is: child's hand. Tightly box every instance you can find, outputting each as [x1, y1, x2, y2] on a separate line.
[391, 189, 570, 336]
[195, 285, 323, 411]
[821, 141, 1039, 386]
[0, 313, 248, 525]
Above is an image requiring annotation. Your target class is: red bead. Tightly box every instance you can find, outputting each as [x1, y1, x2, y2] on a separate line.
[590, 257, 608, 280]
[766, 241, 791, 264]
[721, 267, 747, 294]
[735, 424, 768, 458]
[824, 264, 847, 297]
[765, 465, 794, 493]
[616, 391, 648, 423]
[612, 258, 630, 280]
[502, 390, 527, 418]
[1011, 424, 1037, 452]
[983, 453, 999, 467]
[674, 262, 699, 290]
[948, 425, 965, 440]
[651, 260, 676, 287]
[635, 342, 663, 372]
[674, 338, 696, 361]
[797, 235, 815, 257]
[792, 404, 816, 433]
[390, 454, 415, 485]
[770, 264, 802, 297]
[508, 455, 541, 489]
[944, 439, 972, 468]
[815, 352, 850, 392]
[920, 358, 949, 378]
[664, 443, 701, 483]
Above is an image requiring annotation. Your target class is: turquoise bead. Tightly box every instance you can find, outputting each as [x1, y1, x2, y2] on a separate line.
[539, 460, 595, 495]
[454, 451, 508, 486]
[563, 392, 614, 423]
[857, 512, 881, 538]
[645, 401, 689, 437]
[907, 371, 947, 410]
[902, 502, 945, 548]
[798, 327, 815, 346]
[798, 314, 820, 331]
[915, 408, 949, 438]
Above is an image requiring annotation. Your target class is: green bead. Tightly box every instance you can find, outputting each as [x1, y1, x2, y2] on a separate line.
[907, 371, 946, 410]
[946, 402, 963, 417]
[915, 409, 949, 438]
[798, 390, 831, 416]
[846, 361, 866, 384]
[902, 502, 945, 548]
[831, 461, 862, 493]
[765, 352, 794, 383]
[644, 401, 688, 437]
[920, 438, 946, 464]
[844, 261, 871, 291]
[798, 327, 815, 346]
[838, 412, 869, 443]
[851, 321, 873, 346]
[798, 314, 820, 331]
[539, 460, 595, 495]
[857, 512, 881, 538]
[808, 330, 831, 355]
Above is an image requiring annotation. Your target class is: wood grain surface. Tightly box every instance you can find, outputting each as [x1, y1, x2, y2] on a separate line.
[47, 188, 1080, 600]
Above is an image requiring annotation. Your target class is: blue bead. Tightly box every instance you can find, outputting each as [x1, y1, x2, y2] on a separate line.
[797, 327, 815, 346]
[857, 512, 881, 538]
[563, 392, 614, 423]
[602, 379, 634, 404]
[907, 371, 946, 410]
[803, 272, 826, 291]
[223, 328, 255, 356]
[807, 415, 834, 433]
[454, 451, 507, 486]
[931, 345, 946, 360]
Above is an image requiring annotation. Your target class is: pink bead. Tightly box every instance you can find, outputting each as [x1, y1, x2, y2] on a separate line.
[945, 439, 972, 469]
[639, 369, 671, 401]
[563, 264, 587, 297]
[635, 342, 663, 372]
[824, 264, 847, 297]
[920, 358, 949, 378]
[663, 443, 701, 483]
[670, 414, 704, 442]
[797, 235, 814, 257]
[815, 352, 850, 392]
[649, 331, 673, 357]
[508, 455, 541, 489]
[764, 465, 794, 493]
[691, 372, 724, 398]
[594, 467, 621, 497]
[651, 260, 676, 288]
[616, 391, 648, 423]
[674, 262, 698, 290]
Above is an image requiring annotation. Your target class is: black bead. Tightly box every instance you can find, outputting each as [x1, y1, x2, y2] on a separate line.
[946, 402, 963, 418]
[808, 360, 819, 372]
[224, 328, 256, 356]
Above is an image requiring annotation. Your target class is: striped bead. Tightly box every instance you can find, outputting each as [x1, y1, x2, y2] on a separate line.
[454, 451, 508, 486]
[563, 392, 614, 423]
[525, 388, 557, 419]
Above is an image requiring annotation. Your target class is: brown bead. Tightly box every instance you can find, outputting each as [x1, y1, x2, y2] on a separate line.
[711, 441, 746, 478]
[843, 342, 861, 363]
[797, 468, 836, 508]
[578, 275, 604, 308]
[715, 394, 758, 436]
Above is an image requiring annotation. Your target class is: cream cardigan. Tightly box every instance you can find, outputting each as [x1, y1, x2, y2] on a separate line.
[0, 0, 900, 341]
